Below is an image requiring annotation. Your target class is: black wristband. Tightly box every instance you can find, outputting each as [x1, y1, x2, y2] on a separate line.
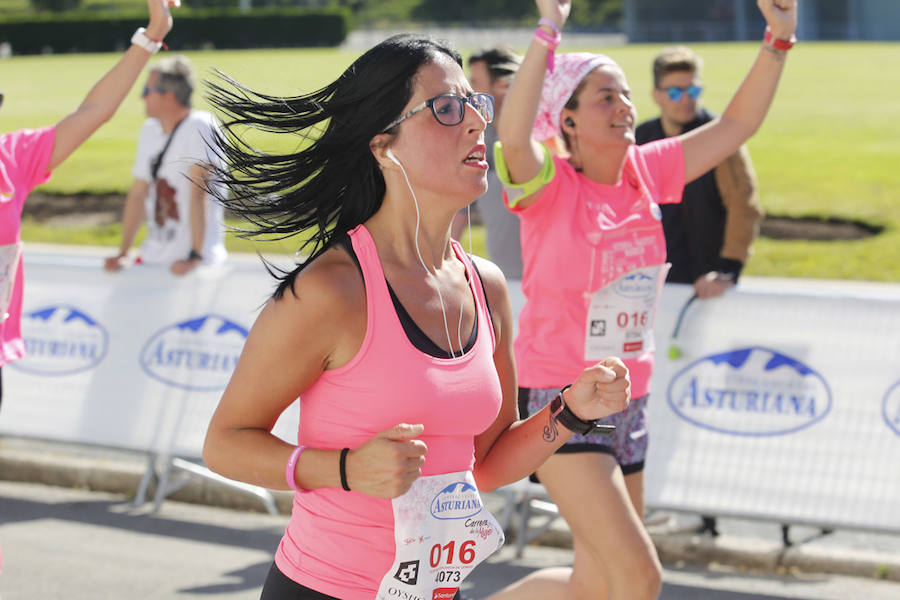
[716, 257, 744, 283]
[188, 249, 203, 262]
[339, 447, 351, 491]
[552, 385, 616, 436]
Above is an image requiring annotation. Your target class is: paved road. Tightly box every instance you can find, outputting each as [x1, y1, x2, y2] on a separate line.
[2, 482, 899, 600]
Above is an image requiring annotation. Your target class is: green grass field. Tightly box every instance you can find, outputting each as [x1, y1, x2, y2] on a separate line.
[7, 41, 900, 280]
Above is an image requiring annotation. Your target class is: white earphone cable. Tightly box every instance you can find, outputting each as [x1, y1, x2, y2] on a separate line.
[395, 158, 459, 358]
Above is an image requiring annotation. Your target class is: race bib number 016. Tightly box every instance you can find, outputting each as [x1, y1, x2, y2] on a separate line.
[376, 470, 504, 600]
[584, 263, 669, 361]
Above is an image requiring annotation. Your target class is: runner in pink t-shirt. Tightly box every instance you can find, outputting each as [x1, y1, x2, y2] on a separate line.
[0, 0, 178, 580]
[0, 0, 177, 390]
[489, 1, 798, 599]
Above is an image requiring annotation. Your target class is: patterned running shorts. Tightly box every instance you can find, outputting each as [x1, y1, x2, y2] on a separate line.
[519, 387, 649, 475]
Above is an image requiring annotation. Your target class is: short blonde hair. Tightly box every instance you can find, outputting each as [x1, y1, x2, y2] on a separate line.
[652, 46, 703, 88]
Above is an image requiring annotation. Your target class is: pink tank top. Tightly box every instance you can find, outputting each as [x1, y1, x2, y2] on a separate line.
[274, 224, 502, 600]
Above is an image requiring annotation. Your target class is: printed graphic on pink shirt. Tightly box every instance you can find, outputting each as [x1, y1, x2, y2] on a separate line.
[513, 138, 685, 394]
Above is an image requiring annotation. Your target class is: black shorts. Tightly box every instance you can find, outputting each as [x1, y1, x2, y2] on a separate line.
[260, 564, 338, 600]
[260, 563, 462, 600]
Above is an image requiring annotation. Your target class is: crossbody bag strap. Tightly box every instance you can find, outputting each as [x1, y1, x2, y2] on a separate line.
[149, 116, 187, 181]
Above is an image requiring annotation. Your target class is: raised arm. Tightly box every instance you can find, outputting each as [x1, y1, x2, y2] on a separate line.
[680, 0, 797, 183]
[496, 0, 570, 202]
[49, 0, 177, 171]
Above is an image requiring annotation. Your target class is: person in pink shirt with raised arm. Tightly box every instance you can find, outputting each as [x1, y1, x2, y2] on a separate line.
[489, 1, 797, 598]
[201, 33, 630, 600]
[0, 0, 177, 579]
[0, 0, 178, 408]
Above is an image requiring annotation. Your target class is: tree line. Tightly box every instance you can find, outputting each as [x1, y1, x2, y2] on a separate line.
[29, 0, 624, 28]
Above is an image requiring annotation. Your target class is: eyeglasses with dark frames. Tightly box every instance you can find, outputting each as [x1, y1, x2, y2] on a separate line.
[382, 93, 494, 133]
[661, 85, 703, 102]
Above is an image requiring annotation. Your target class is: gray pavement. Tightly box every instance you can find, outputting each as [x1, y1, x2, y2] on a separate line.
[3, 480, 900, 600]
[2, 435, 900, 597]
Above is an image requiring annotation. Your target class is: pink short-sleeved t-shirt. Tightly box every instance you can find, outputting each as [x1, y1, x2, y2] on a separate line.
[512, 138, 684, 398]
[0, 126, 55, 367]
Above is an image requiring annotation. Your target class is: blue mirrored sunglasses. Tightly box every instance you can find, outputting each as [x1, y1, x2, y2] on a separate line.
[141, 85, 166, 98]
[382, 93, 494, 133]
[663, 85, 703, 102]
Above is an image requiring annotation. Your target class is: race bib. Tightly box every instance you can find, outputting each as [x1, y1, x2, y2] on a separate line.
[376, 471, 504, 600]
[0, 242, 23, 322]
[584, 263, 669, 360]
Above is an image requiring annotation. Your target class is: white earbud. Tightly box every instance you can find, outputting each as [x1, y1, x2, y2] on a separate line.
[386, 148, 401, 166]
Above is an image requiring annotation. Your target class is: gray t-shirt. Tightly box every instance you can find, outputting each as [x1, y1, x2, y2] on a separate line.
[478, 124, 523, 279]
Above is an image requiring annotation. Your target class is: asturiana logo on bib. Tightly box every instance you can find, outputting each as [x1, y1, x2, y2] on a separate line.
[615, 271, 655, 299]
[667, 346, 832, 436]
[12, 305, 108, 375]
[140, 314, 248, 391]
[429, 481, 482, 520]
[882, 380, 900, 437]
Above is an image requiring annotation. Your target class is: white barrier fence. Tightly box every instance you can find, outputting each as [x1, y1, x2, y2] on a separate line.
[646, 279, 900, 532]
[2, 246, 899, 531]
[1, 246, 298, 459]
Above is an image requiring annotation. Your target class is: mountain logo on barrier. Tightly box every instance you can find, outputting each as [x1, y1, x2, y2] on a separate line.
[883, 380, 900, 437]
[139, 314, 248, 391]
[615, 271, 656, 299]
[666, 346, 832, 436]
[430, 481, 483, 520]
[11, 305, 109, 376]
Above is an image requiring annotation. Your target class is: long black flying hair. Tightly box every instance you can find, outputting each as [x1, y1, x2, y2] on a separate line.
[205, 34, 463, 299]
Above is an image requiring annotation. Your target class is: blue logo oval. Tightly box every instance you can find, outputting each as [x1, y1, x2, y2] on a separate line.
[615, 271, 655, 299]
[667, 346, 832, 436]
[883, 380, 900, 437]
[429, 481, 483, 520]
[139, 314, 248, 391]
[10, 305, 109, 376]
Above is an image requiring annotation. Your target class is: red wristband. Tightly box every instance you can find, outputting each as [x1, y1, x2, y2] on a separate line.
[764, 26, 796, 51]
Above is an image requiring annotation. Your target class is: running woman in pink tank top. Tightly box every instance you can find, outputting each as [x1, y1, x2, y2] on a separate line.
[202, 34, 632, 600]
[490, 1, 798, 599]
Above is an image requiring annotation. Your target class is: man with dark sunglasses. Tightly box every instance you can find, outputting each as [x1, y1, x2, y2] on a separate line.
[636, 45, 763, 299]
[104, 54, 226, 276]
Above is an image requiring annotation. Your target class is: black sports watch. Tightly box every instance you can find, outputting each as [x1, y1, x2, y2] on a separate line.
[550, 386, 616, 436]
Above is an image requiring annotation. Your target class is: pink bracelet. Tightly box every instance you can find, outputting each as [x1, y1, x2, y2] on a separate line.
[533, 26, 561, 73]
[285, 445, 309, 493]
[538, 17, 560, 35]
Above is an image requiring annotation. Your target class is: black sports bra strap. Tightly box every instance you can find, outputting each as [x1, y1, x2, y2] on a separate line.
[337, 233, 477, 359]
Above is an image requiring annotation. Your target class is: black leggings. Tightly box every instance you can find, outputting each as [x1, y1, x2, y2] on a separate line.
[260, 564, 339, 600]
[259, 563, 462, 600]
